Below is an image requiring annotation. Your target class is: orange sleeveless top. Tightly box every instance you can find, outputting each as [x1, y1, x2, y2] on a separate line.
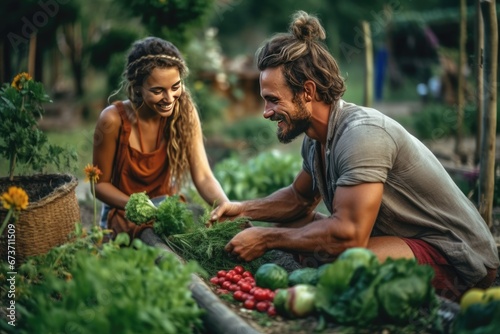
[107, 101, 174, 239]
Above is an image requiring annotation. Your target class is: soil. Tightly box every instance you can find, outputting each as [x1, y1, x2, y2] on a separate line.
[0, 174, 74, 203]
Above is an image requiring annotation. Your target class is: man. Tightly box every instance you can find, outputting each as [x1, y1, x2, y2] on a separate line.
[210, 10, 499, 301]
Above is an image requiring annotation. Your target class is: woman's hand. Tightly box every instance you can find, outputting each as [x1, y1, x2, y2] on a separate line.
[207, 201, 245, 226]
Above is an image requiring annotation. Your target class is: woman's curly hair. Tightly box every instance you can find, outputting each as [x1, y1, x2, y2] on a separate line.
[256, 11, 346, 104]
[119, 36, 197, 190]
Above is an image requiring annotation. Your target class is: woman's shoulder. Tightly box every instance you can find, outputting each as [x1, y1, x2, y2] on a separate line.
[97, 100, 132, 124]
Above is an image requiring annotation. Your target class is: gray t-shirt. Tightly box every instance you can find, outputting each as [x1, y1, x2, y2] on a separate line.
[301, 100, 499, 286]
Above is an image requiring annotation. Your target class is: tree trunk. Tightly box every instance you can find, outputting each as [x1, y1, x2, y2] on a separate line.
[362, 21, 373, 108]
[63, 22, 84, 97]
[474, 0, 484, 165]
[479, 0, 498, 228]
[455, 0, 467, 164]
[28, 34, 37, 79]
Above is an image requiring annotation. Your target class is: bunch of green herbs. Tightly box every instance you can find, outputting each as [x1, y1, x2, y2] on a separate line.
[164, 216, 273, 277]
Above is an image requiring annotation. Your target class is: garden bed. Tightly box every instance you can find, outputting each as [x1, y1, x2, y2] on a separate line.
[140, 229, 462, 334]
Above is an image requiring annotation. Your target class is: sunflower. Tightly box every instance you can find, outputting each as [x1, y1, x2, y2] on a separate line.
[1, 186, 29, 211]
[11, 72, 33, 91]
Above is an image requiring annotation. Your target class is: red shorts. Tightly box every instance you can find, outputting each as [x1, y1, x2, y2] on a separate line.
[402, 238, 497, 302]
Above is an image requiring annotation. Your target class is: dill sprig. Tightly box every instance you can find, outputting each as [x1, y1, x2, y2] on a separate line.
[164, 218, 273, 277]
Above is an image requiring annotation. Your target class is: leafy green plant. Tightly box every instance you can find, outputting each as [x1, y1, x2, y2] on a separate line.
[214, 151, 302, 200]
[315, 255, 440, 330]
[412, 102, 476, 141]
[225, 116, 279, 154]
[0, 73, 77, 180]
[4, 229, 203, 334]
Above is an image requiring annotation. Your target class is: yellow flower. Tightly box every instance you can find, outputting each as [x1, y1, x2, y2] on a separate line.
[84, 164, 103, 183]
[1, 186, 29, 211]
[11, 72, 32, 91]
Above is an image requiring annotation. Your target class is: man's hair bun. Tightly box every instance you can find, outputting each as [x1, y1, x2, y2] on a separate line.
[290, 10, 326, 43]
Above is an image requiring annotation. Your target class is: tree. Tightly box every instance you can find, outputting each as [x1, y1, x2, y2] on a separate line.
[474, 0, 484, 165]
[118, 0, 217, 49]
[478, 0, 497, 228]
[454, 0, 467, 163]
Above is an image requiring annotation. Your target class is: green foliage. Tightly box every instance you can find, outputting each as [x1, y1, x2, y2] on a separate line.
[13, 243, 202, 333]
[225, 116, 279, 155]
[88, 26, 141, 92]
[214, 151, 301, 200]
[315, 255, 440, 330]
[412, 102, 477, 140]
[125, 192, 193, 236]
[0, 76, 78, 179]
[190, 81, 227, 123]
[453, 300, 500, 333]
[121, 0, 216, 48]
[155, 195, 194, 237]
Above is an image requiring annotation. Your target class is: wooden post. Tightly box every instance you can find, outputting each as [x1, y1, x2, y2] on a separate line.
[479, 0, 498, 228]
[455, 0, 467, 163]
[362, 21, 373, 108]
[474, 0, 484, 166]
[28, 34, 37, 79]
[0, 41, 4, 83]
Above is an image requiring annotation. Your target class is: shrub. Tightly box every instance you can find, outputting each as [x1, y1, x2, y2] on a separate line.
[214, 150, 301, 200]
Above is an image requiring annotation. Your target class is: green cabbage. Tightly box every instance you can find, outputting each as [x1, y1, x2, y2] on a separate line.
[124, 191, 157, 224]
[315, 250, 439, 328]
[376, 258, 437, 324]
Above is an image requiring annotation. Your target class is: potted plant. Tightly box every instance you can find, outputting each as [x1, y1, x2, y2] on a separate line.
[0, 72, 80, 263]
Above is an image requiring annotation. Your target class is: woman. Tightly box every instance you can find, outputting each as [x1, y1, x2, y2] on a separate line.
[92, 36, 228, 239]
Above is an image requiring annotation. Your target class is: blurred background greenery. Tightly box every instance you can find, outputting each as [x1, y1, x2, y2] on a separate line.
[0, 0, 498, 208]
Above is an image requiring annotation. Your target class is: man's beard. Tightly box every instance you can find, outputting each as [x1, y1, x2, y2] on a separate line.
[276, 99, 311, 144]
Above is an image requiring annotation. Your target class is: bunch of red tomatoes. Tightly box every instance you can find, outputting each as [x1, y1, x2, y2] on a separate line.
[209, 265, 277, 316]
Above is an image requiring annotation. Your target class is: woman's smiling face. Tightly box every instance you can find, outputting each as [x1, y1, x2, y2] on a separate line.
[139, 67, 183, 117]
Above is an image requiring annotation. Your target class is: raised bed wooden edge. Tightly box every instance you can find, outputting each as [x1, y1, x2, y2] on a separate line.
[140, 229, 261, 334]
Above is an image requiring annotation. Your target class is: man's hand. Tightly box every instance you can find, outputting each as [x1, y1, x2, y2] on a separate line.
[224, 227, 267, 262]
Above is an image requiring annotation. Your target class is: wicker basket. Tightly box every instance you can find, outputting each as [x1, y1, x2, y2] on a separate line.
[0, 174, 80, 264]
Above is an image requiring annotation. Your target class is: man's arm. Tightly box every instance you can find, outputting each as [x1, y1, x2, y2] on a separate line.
[210, 169, 321, 223]
[225, 182, 383, 261]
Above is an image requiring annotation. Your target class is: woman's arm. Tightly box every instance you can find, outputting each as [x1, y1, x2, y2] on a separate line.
[188, 110, 229, 207]
[93, 105, 130, 210]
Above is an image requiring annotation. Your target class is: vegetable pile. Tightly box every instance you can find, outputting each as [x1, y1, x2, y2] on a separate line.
[212, 248, 442, 332]
[453, 286, 500, 333]
[307, 247, 440, 329]
[208, 264, 278, 316]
